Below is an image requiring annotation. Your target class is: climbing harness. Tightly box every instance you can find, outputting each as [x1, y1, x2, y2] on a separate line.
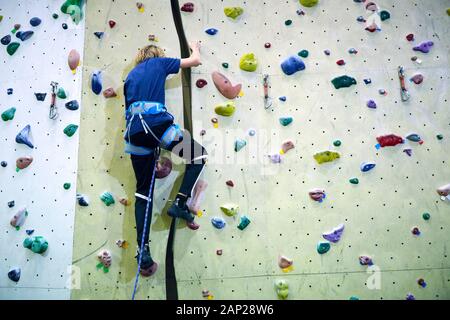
[263, 74, 272, 109]
[398, 66, 410, 102]
[49, 81, 59, 120]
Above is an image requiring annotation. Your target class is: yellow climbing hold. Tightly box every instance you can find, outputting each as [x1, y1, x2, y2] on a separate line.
[215, 101, 236, 116]
[313, 151, 340, 164]
[224, 7, 244, 19]
[220, 203, 239, 216]
[238, 90, 244, 97]
[282, 265, 294, 273]
[239, 53, 258, 72]
[447, 8, 450, 16]
[300, 0, 319, 7]
[196, 210, 203, 218]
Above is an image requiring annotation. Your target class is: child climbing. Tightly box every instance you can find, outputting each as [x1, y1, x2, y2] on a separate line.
[124, 42, 208, 276]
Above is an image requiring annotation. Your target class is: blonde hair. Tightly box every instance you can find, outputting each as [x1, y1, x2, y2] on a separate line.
[135, 45, 165, 65]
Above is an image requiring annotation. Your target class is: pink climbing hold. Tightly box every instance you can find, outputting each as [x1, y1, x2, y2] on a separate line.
[278, 255, 293, 269]
[309, 188, 326, 202]
[280, 140, 294, 154]
[365, 2, 378, 12]
[406, 33, 414, 41]
[68, 49, 80, 73]
[181, 2, 194, 13]
[410, 74, 424, 84]
[211, 71, 242, 99]
[103, 87, 117, 98]
[196, 79, 207, 88]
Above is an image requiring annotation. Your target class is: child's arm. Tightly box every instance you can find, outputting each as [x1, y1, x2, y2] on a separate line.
[180, 41, 201, 68]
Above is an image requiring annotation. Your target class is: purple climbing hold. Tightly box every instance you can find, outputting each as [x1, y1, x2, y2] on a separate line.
[413, 41, 433, 53]
[1, 34, 11, 45]
[16, 30, 34, 41]
[16, 125, 34, 149]
[359, 255, 373, 266]
[205, 28, 218, 36]
[30, 17, 42, 27]
[410, 74, 424, 84]
[406, 293, 415, 300]
[367, 99, 377, 109]
[322, 224, 345, 243]
[91, 71, 103, 95]
[268, 154, 281, 164]
[280, 55, 305, 75]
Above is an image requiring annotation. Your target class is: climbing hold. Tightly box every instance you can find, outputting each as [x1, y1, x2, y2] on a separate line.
[222, 63, 229, 69]
[220, 203, 239, 217]
[211, 217, 226, 229]
[365, 2, 378, 12]
[23, 236, 48, 254]
[35, 93, 47, 101]
[211, 118, 219, 128]
[26, 229, 34, 235]
[16, 125, 34, 149]
[91, 71, 102, 95]
[237, 216, 251, 230]
[324, 49, 331, 55]
[376, 134, 404, 148]
[360, 162, 376, 172]
[406, 33, 414, 41]
[16, 156, 33, 170]
[406, 293, 415, 300]
[359, 255, 373, 266]
[116, 239, 129, 248]
[97, 250, 112, 271]
[331, 75, 357, 89]
[317, 241, 330, 254]
[437, 183, 450, 199]
[239, 53, 258, 72]
[156, 157, 173, 179]
[205, 28, 218, 36]
[12, 24, 21, 33]
[8, 201, 15, 208]
[1, 161, 7, 167]
[403, 148, 412, 157]
[62, 23, 68, 30]
[280, 140, 295, 154]
[180, 2, 194, 12]
[100, 192, 115, 206]
[119, 198, 129, 206]
[108, 20, 116, 28]
[363, 78, 372, 85]
[216, 249, 223, 256]
[313, 151, 340, 164]
[299, 0, 319, 7]
[410, 74, 424, 85]
[77, 194, 89, 206]
[279, 117, 293, 126]
[61, 0, 83, 24]
[417, 278, 426, 288]
[336, 59, 345, 66]
[103, 87, 117, 98]
[367, 99, 377, 109]
[349, 296, 359, 300]
[413, 41, 433, 53]
[215, 101, 236, 117]
[357, 16, 366, 23]
[16, 31, 34, 41]
[379, 10, 390, 21]
[30, 17, 42, 27]
[278, 256, 293, 269]
[1, 107, 16, 121]
[63, 183, 71, 190]
[281, 55, 305, 75]
[8, 268, 21, 282]
[406, 133, 423, 144]
[323, 224, 345, 243]
[248, 129, 256, 136]
[94, 32, 104, 39]
[136, 2, 144, 12]
[378, 88, 387, 95]
[411, 56, 422, 64]
[422, 213, 431, 221]
[437, 134, 444, 140]
[268, 154, 282, 164]
[447, 8, 450, 16]
[365, 22, 380, 33]
[349, 178, 359, 185]
[279, 96, 287, 102]
[212, 71, 242, 99]
[65, 100, 79, 111]
[411, 226, 420, 236]
[348, 48, 358, 54]
[64, 124, 78, 137]
[195, 79, 207, 88]
[68, 49, 80, 73]
[309, 188, 326, 202]
[333, 140, 341, 147]
[224, 7, 244, 19]
[297, 9, 306, 15]
[264, 42, 271, 49]
[10, 207, 28, 230]
[1, 35, 11, 45]
[275, 280, 289, 300]
[226, 180, 234, 187]
[235, 139, 247, 152]
[52, 13, 59, 19]
[285, 19, 293, 26]
[298, 50, 309, 58]
[7, 42, 20, 56]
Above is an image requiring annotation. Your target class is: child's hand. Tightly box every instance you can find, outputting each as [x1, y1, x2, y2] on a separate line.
[189, 41, 201, 52]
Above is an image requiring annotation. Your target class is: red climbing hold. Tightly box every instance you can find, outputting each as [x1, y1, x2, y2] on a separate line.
[406, 33, 414, 41]
[376, 134, 404, 148]
[336, 59, 345, 66]
[108, 20, 116, 28]
[181, 2, 194, 12]
[196, 79, 207, 88]
[226, 180, 234, 187]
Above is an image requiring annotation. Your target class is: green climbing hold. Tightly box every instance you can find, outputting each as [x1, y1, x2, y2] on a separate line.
[52, 13, 59, 19]
[349, 296, 359, 300]
[317, 241, 330, 254]
[215, 101, 236, 116]
[235, 139, 247, 152]
[0, 15, 3, 23]
[220, 203, 239, 217]
[237, 216, 251, 230]
[64, 124, 78, 137]
[275, 280, 289, 300]
[224, 7, 243, 19]
[331, 75, 357, 89]
[380, 10, 391, 21]
[63, 183, 71, 190]
[7, 42, 20, 56]
[222, 62, 229, 69]
[313, 151, 340, 164]
[349, 178, 359, 185]
[333, 140, 341, 147]
[239, 53, 258, 72]
[299, 0, 319, 8]
[57, 88, 67, 99]
[422, 213, 431, 220]
[23, 236, 48, 254]
[279, 117, 293, 126]
[285, 19, 292, 26]
[100, 191, 115, 206]
[1, 107, 16, 121]
[61, 0, 83, 24]
[298, 49, 309, 58]
[437, 134, 444, 140]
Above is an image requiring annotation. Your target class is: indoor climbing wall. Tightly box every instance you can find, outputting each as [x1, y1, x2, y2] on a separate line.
[73, 0, 450, 300]
[0, 1, 85, 299]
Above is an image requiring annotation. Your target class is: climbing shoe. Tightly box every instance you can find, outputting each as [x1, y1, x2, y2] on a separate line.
[136, 244, 158, 277]
[167, 199, 195, 222]
[187, 220, 200, 230]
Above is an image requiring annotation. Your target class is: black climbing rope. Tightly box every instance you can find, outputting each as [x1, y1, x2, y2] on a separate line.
[166, 0, 193, 301]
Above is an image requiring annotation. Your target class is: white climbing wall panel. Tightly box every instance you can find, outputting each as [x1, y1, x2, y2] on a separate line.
[53, 0, 450, 300]
[0, 0, 84, 299]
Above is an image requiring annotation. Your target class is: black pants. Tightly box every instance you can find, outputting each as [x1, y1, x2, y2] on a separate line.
[131, 130, 207, 247]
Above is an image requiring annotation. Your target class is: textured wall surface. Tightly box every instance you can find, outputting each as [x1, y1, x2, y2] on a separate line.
[6, 0, 446, 300]
[0, 0, 84, 299]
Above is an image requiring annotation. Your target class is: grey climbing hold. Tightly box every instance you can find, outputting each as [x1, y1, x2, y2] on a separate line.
[16, 125, 34, 149]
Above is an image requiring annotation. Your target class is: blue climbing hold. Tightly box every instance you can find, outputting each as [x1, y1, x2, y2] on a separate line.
[91, 71, 102, 95]
[8, 268, 21, 282]
[360, 162, 376, 172]
[205, 28, 218, 35]
[281, 55, 305, 75]
[35, 93, 47, 101]
[65, 100, 79, 111]
[279, 117, 293, 126]
[26, 229, 35, 235]
[94, 32, 104, 39]
[211, 217, 226, 229]
[30, 17, 42, 27]
[16, 31, 34, 41]
[16, 125, 34, 149]
[279, 96, 287, 102]
[1, 35, 11, 45]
